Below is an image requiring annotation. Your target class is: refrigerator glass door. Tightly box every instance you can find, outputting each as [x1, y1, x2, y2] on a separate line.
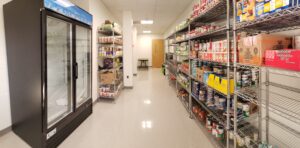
[46, 16, 73, 128]
[75, 26, 91, 107]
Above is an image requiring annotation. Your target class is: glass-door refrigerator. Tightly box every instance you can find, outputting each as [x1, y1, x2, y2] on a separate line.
[4, 0, 93, 147]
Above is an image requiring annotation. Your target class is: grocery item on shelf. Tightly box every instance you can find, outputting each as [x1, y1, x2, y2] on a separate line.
[99, 85, 116, 98]
[206, 115, 225, 142]
[237, 0, 296, 22]
[238, 33, 292, 66]
[98, 46, 123, 57]
[175, 20, 189, 32]
[196, 40, 234, 63]
[191, 80, 200, 97]
[99, 71, 116, 85]
[175, 33, 187, 42]
[207, 73, 234, 95]
[192, 2, 200, 19]
[177, 74, 190, 89]
[265, 49, 300, 71]
[192, 105, 207, 122]
[98, 36, 123, 45]
[179, 62, 189, 74]
[99, 20, 122, 34]
[236, 68, 259, 89]
[176, 42, 189, 56]
[189, 24, 225, 39]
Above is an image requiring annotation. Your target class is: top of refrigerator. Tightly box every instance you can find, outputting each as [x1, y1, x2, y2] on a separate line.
[44, 0, 93, 26]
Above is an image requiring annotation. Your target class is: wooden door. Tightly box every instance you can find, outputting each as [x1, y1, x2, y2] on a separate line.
[152, 39, 164, 68]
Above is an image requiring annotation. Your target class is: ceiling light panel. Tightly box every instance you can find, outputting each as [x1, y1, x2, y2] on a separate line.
[141, 20, 154, 25]
[143, 30, 152, 34]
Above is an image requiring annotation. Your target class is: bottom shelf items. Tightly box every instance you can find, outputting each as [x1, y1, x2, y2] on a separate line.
[99, 82, 123, 99]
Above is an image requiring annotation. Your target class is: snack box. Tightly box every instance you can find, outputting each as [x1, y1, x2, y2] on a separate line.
[247, 0, 256, 21]
[265, 49, 300, 71]
[256, 1, 265, 18]
[239, 34, 292, 66]
[264, 0, 271, 14]
[236, 0, 243, 22]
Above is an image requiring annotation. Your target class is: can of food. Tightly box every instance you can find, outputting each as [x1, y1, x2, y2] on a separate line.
[243, 104, 250, 117]
[216, 125, 224, 140]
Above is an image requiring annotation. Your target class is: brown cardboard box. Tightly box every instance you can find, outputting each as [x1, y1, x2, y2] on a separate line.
[239, 34, 292, 66]
[99, 71, 116, 85]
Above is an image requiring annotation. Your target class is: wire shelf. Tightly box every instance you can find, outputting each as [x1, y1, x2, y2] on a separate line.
[176, 79, 190, 94]
[191, 112, 228, 148]
[188, 27, 227, 40]
[235, 87, 259, 105]
[98, 29, 122, 36]
[191, 94, 229, 127]
[236, 6, 300, 32]
[190, 0, 230, 24]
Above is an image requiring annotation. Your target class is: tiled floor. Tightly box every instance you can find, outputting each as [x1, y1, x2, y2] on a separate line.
[0, 68, 214, 148]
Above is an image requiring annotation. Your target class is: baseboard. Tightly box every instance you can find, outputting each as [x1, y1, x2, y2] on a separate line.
[0, 126, 12, 137]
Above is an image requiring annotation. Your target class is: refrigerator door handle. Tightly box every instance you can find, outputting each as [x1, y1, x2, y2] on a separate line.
[74, 63, 78, 79]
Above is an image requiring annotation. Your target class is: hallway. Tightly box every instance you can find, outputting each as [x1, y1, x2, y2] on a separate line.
[0, 69, 214, 148]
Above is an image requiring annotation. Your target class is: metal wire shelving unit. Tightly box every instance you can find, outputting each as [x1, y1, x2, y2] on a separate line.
[165, 0, 234, 147]
[232, 1, 300, 147]
[98, 24, 124, 100]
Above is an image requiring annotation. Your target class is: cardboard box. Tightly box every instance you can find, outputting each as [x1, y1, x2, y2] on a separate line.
[207, 74, 215, 87]
[256, 1, 264, 18]
[265, 49, 300, 71]
[99, 71, 116, 85]
[218, 78, 234, 95]
[239, 34, 292, 66]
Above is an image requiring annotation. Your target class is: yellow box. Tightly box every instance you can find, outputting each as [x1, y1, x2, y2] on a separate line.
[219, 78, 235, 95]
[214, 76, 221, 91]
[207, 74, 215, 88]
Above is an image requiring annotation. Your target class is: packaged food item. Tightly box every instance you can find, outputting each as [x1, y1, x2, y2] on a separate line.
[270, 0, 276, 13]
[237, 0, 243, 22]
[239, 34, 292, 66]
[294, 36, 300, 49]
[247, 0, 256, 21]
[264, 0, 271, 14]
[256, 1, 265, 17]
[265, 49, 300, 71]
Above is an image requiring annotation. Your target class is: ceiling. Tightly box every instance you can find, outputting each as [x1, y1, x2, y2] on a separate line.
[102, 0, 193, 35]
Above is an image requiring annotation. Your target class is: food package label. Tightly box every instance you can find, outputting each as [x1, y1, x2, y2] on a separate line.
[265, 49, 300, 71]
[256, 2, 265, 17]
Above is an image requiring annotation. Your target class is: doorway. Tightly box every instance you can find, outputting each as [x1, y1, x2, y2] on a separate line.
[152, 39, 164, 68]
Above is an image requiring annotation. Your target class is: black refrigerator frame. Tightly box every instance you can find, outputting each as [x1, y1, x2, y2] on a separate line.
[4, 0, 93, 147]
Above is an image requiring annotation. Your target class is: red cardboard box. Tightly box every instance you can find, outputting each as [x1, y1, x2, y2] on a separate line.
[265, 49, 300, 71]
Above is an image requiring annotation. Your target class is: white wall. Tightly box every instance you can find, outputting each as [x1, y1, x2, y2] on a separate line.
[136, 34, 163, 67]
[0, 0, 12, 131]
[87, 0, 119, 102]
[132, 27, 138, 75]
[163, 0, 198, 38]
[0, 0, 119, 131]
[123, 11, 134, 87]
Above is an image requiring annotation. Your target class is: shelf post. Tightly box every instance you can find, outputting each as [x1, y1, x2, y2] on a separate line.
[265, 68, 270, 144]
[232, 0, 237, 147]
[226, 0, 231, 147]
[188, 24, 193, 119]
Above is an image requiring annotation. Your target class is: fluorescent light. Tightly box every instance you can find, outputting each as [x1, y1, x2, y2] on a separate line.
[141, 20, 154, 25]
[143, 30, 152, 34]
[143, 100, 151, 104]
[142, 120, 152, 129]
